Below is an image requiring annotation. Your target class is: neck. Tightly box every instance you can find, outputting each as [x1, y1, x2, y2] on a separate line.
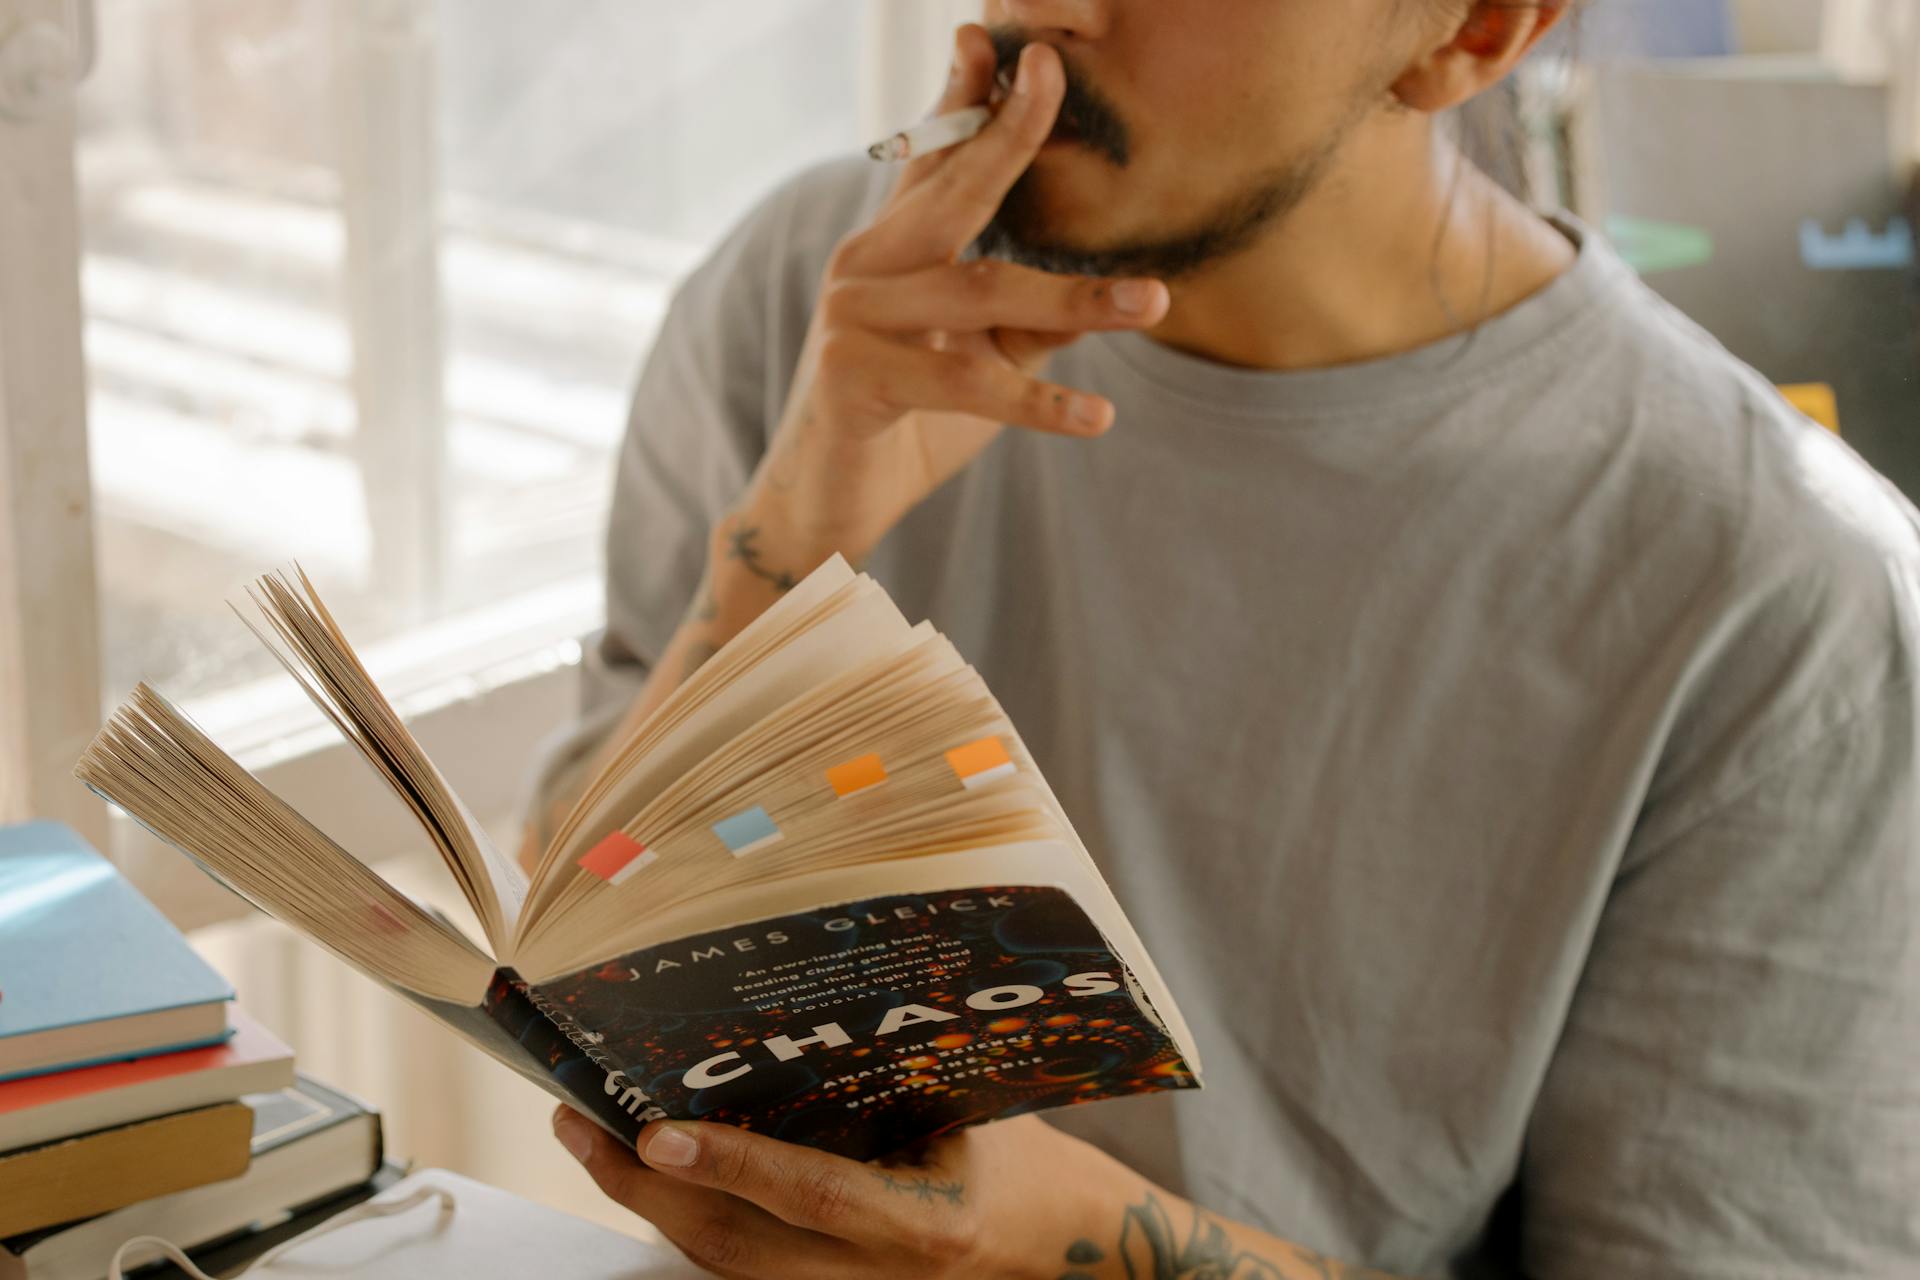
[1146, 117, 1577, 372]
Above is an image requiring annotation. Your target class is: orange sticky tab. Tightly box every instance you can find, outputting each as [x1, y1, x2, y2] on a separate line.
[826, 752, 888, 797]
[945, 735, 1016, 788]
[1778, 383, 1840, 434]
[577, 831, 654, 885]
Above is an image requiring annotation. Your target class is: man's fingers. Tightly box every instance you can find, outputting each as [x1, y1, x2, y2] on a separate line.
[638, 1121, 960, 1247]
[850, 42, 1065, 273]
[895, 23, 1000, 193]
[554, 1107, 669, 1214]
[823, 260, 1169, 336]
[816, 330, 1114, 437]
[554, 1109, 850, 1279]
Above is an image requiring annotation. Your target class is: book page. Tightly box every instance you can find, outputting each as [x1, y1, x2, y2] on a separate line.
[236, 568, 527, 948]
[75, 686, 499, 1005]
[527, 568, 919, 924]
[512, 634, 1037, 971]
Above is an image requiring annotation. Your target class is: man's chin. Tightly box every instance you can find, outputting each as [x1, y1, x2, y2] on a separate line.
[973, 222, 1116, 278]
[975, 182, 1126, 277]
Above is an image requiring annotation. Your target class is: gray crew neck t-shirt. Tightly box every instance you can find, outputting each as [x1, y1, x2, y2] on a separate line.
[534, 157, 1920, 1278]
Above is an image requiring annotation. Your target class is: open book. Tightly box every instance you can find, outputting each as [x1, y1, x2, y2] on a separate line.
[75, 557, 1201, 1158]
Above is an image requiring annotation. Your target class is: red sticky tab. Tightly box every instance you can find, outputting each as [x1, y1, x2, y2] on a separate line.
[577, 831, 653, 884]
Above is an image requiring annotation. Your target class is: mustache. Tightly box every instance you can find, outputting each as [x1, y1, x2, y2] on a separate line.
[986, 28, 1131, 167]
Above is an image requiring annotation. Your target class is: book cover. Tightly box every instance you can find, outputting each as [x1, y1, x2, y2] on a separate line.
[519, 884, 1197, 1159]
[0, 1101, 254, 1237]
[0, 822, 233, 1081]
[0, 1009, 294, 1152]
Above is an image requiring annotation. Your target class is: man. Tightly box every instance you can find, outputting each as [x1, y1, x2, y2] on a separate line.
[528, 1, 1920, 1275]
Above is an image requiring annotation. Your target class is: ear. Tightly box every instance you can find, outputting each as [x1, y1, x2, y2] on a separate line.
[1390, 2, 1569, 114]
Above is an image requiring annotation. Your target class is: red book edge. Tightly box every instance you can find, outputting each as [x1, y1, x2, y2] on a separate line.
[0, 1008, 291, 1115]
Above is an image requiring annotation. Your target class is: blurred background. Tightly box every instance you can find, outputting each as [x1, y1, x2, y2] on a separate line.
[0, 0, 1914, 1232]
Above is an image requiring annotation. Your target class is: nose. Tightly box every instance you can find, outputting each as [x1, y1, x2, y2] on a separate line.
[988, 0, 1110, 40]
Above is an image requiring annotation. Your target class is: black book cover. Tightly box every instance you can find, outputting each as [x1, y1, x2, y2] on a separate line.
[514, 883, 1197, 1160]
[129, 1162, 408, 1279]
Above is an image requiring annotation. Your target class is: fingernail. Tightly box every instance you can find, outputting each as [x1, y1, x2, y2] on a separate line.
[644, 1124, 700, 1169]
[553, 1111, 593, 1164]
[1014, 45, 1036, 97]
[1071, 395, 1109, 430]
[1110, 280, 1158, 314]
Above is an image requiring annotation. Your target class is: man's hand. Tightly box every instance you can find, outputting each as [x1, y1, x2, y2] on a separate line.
[735, 26, 1171, 573]
[553, 1106, 1410, 1280]
[552, 1107, 1130, 1279]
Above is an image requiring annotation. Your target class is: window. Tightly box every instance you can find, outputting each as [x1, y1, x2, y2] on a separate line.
[0, 0, 958, 921]
[80, 0, 866, 712]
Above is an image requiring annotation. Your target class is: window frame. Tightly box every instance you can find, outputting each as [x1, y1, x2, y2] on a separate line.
[2, 0, 964, 924]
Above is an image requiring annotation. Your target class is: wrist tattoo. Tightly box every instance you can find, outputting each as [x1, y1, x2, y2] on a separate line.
[870, 1169, 965, 1206]
[724, 523, 798, 592]
[1057, 1191, 1395, 1280]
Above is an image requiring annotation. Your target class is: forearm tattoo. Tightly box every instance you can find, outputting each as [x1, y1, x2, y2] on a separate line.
[724, 523, 798, 592]
[1058, 1192, 1398, 1280]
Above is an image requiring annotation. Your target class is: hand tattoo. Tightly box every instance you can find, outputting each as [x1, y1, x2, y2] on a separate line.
[871, 1169, 965, 1206]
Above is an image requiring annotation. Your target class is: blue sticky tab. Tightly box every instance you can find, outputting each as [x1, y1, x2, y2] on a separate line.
[713, 806, 782, 857]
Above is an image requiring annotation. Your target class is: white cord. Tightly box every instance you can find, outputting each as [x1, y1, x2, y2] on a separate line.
[106, 1185, 455, 1280]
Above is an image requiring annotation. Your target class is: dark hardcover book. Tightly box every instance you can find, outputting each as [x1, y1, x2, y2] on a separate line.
[77, 560, 1203, 1159]
[126, 1162, 407, 1280]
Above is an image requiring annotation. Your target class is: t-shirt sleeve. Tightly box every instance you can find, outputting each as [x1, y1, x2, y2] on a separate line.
[1520, 671, 1920, 1277]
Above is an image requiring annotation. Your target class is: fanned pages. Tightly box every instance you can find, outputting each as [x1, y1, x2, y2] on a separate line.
[76, 558, 1202, 1157]
[235, 568, 527, 947]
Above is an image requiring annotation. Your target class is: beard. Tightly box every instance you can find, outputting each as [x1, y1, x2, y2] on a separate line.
[973, 145, 1345, 281]
[971, 27, 1354, 281]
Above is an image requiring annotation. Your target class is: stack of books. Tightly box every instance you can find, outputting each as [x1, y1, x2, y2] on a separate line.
[0, 823, 388, 1280]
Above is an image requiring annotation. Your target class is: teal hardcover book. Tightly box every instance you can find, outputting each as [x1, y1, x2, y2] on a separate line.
[0, 822, 233, 1083]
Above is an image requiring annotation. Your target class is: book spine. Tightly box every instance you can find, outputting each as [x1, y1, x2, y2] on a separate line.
[399, 975, 650, 1145]
[492, 970, 662, 1142]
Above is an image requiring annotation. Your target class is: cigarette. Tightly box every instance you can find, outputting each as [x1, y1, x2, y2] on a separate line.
[867, 105, 993, 163]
